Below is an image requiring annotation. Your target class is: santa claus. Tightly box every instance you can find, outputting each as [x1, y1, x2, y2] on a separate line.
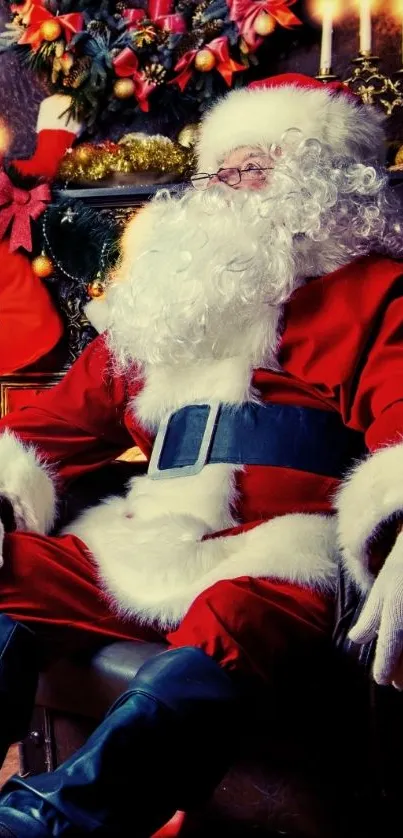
[0, 73, 402, 837]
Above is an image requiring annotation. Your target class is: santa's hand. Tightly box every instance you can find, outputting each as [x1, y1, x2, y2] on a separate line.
[348, 531, 403, 688]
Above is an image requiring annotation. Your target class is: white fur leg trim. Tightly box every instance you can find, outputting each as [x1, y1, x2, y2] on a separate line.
[335, 442, 403, 592]
[194, 512, 338, 594]
[0, 431, 57, 533]
[66, 503, 337, 629]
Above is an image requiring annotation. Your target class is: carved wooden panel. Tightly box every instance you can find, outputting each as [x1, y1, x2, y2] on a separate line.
[0, 371, 65, 417]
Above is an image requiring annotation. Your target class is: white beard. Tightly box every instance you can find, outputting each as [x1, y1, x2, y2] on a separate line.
[106, 185, 298, 372]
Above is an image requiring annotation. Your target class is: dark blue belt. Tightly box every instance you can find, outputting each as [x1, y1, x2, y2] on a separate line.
[147, 401, 365, 480]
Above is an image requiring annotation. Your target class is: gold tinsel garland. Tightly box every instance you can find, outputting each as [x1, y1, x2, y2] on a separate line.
[58, 134, 196, 184]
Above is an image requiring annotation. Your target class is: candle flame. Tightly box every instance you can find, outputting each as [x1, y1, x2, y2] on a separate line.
[0, 119, 12, 158]
[308, 0, 343, 23]
[390, 0, 403, 18]
[353, 0, 383, 12]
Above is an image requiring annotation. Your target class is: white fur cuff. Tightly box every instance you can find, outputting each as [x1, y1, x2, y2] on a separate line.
[36, 94, 82, 135]
[335, 442, 403, 592]
[0, 431, 57, 533]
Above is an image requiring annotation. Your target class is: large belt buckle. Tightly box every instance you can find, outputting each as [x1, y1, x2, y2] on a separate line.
[147, 401, 221, 480]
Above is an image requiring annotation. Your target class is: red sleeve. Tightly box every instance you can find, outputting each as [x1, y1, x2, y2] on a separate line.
[345, 284, 403, 451]
[0, 335, 137, 485]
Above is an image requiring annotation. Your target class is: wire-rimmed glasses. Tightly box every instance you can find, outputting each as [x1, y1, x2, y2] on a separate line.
[190, 165, 273, 191]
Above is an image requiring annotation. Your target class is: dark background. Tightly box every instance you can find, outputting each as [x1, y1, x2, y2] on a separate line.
[1, 0, 403, 160]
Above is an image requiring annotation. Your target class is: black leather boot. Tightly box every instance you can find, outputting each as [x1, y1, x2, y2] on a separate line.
[0, 614, 39, 767]
[0, 646, 238, 837]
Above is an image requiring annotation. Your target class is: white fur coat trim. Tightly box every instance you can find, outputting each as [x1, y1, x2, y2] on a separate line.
[335, 442, 403, 592]
[0, 430, 57, 533]
[67, 497, 337, 629]
[67, 326, 338, 626]
[197, 85, 385, 174]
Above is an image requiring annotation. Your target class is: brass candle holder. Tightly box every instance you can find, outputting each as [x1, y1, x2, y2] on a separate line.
[315, 67, 339, 83]
[344, 53, 403, 115]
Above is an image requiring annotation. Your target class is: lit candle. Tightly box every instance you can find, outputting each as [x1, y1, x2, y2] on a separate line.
[359, 0, 372, 54]
[398, 0, 403, 66]
[319, 3, 333, 71]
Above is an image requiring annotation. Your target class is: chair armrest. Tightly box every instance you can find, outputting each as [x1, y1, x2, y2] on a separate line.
[36, 640, 168, 720]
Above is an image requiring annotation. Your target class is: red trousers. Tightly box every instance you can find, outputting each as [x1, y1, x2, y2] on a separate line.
[2, 531, 333, 683]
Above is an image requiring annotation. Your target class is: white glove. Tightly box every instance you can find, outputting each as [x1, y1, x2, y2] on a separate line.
[348, 531, 403, 689]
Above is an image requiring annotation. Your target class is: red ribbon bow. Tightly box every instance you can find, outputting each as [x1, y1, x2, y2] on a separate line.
[172, 36, 244, 92]
[18, 5, 83, 51]
[0, 170, 51, 253]
[113, 48, 157, 112]
[228, 0, 301, 50]
[123, 0, 185, 34]
[11, 0, 43, 24]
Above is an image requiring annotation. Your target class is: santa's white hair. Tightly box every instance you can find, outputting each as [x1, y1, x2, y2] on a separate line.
[106, 130, 403, 371]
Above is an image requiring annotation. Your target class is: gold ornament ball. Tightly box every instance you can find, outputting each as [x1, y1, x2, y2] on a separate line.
[40, 19, 62, 42]
[194, 49, 216, 73]
[177, 124, 199, 148]
[113, 78, 136, 99]
[87, 278, 105, 299]
[395, 145, 403, 167]
[32, 254, 54, 279]
[253, 11, 276, 37]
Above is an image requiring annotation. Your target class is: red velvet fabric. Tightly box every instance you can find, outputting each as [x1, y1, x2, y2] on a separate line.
[1, 530, 332, 677]
[1, 255, 402, 522]
[0, 239, 63, 374]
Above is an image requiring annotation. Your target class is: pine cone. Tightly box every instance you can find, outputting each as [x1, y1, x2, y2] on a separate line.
[63, 56, 92, 89]
[202, 19, 224, 38]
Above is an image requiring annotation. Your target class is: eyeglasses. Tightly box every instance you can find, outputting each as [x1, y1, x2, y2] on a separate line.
[190, 165, 273, 191]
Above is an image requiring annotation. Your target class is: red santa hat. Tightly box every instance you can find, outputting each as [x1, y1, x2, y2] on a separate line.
[197, 72, 386, 173]
[0, 95, 82, 375]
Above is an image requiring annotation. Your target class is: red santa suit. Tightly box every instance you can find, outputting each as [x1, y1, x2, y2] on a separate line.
[0, 76, 400, 684]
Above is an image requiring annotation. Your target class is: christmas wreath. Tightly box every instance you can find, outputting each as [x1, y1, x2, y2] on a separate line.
[0, 0, 301, 132]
